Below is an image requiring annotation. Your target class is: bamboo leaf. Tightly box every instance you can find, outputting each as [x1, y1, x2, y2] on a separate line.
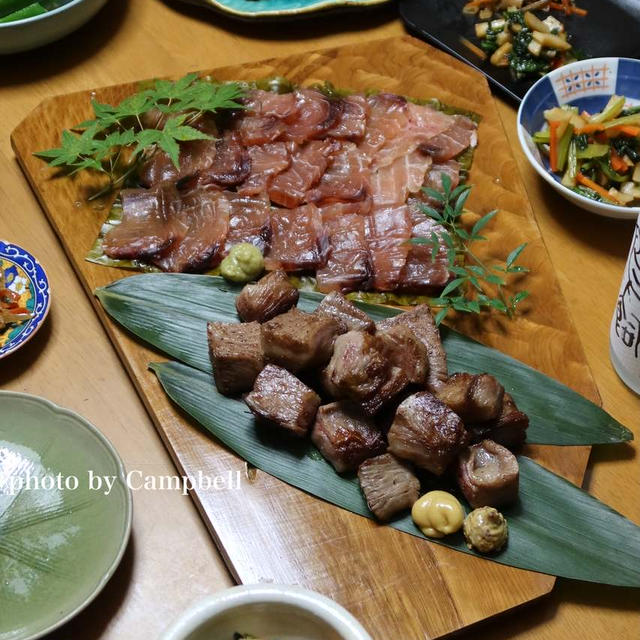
[151, 360, 640, 587]
[94, 274, 633, 448]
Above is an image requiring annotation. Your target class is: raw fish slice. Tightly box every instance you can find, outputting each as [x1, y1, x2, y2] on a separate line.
[138, 138, 218, 188]
[305, 142, 370, 206]
[400, 209, 450, 293]
[265, 203, 328, 271]
[370, 150, 433, 207]
[153, 189, 229, 272]
[237, 143, 290, 196]
[199, 131, 251, 188]
[103, 185, 180, 260]
[421, 115, 477, 162]
[235, 115, 286, 146]
[367, 205, 412, 291]
[284, 89, 341, 143]
[222, 193, 272, 254]
[244, 90, 298, 118]
[316, 214, 371, 293]
[422, 159, 461, 207]
[234, 90, 298, 145]
[358, 93, 410, 161]
[326, 95, 369, 140]
[319, 199, 373, 219]
[269, 140, 339, 208]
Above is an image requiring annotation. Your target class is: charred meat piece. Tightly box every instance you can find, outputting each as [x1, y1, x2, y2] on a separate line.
[311, 402, 386, 473]
[323, 331, 408, 416]
[457, 440, 519, 509]
[469, 393, 529, 450]
[357, 453, 420, 521]
[315, 291, 374, 333]
[236, 270, 299, 323]
[377, 305, 448, 388]
[388, 392, 468, 475]
[261, 308, 342, 373]
[245, 365, 321, 437]
[432, 373, 505, 424]
[207, 321, 264, 395]
[377, 323, 429, 385]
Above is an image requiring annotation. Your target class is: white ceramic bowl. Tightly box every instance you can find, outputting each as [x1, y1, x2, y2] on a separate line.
[0, 0, 107, 55]
[160, 585, 373, 640]
[517, 57, 640, 220]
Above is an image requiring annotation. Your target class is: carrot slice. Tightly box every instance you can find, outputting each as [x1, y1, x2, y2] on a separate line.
[549, 121, 561, 172]
[610, 148, 629, 173]
[575, 123, 606, 134]
[576, 173, 622, 204]
[571, 6, 587, 16]
[606, 125, 640, 138]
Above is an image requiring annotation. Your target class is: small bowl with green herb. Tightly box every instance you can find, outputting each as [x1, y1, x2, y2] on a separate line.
[0, 0, 107, 54]
[518, 57, 640, 220]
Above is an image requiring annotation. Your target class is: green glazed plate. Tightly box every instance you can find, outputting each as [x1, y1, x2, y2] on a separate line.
[0, 392, 132, 640]
[179, 0, 390, 20]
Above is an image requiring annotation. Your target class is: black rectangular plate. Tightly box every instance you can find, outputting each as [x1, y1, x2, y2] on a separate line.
[399, 0, 640, 102]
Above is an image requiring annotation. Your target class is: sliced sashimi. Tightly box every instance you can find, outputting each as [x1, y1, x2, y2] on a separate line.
[367, 205, 412, 291]
[222, 193, 272, 254]
[244, 89, 298, 118]
[284, 89, 341, 143]
[326, 95, 369, 140]
[421, 114, 477, 162]
[317, 214, 371, 293]
[268, 139, 339, 208]
[199, 131, 251, 188]
[358, 93, 410, 161]
[400, 208, 451, 293]
[153, 189, 229, 272]
[103, 185, 180, 260]
[237, 142, 291, 197]
[305, 142, 370, 205]
[265, 203, 328, 272]
[233, 90, 298, 146]
[370, 149, 433, 207]
[422, 159, 462, 206]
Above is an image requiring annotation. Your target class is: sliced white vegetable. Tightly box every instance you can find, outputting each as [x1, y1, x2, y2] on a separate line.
[532, 30, 572, 51]
[525, 11, 550, 33]
[490, 41, 513, 67]
[475, 22, 489, 38]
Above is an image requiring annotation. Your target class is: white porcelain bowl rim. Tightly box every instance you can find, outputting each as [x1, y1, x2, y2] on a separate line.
[517, 57, 640, 220]
[160, 584, 373, 640]
[0, 0, 93, 27]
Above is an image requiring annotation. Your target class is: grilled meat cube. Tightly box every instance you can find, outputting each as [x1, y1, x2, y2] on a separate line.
[378, 323, 429, 385]
[315, 291, 375, 333]
[323, 331, 408, 416]
[311, 402, 386, 473]
[236, 270, 299, 323]
[244, 365, 320, 437]
[261, 308, 342, 373]
[358, 453, 420, 521]
[469, 393, 529, 450]
[457, 440, 519, 509]
[388, 392, 468, 475]
[432, 373, 504, 423]
[377, 305, 447, 388]
[207, 321, 264, 395]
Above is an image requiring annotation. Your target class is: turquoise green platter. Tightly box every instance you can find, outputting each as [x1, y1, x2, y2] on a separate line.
[179, 0, 390, 20]
[0, 392, 132, 640]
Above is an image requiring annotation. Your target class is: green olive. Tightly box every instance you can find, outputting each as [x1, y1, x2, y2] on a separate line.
[220, 243, 264, 283]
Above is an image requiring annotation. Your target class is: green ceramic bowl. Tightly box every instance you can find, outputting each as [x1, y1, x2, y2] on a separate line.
[180, 0, 389, 20]
[0, 391, 132, 640]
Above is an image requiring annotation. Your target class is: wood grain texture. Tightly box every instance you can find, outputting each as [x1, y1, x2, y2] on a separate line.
[11, 36, 600, 639]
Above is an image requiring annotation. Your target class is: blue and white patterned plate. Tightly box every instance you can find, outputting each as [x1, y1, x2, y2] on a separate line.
[0, 241, 51, 359]
[518, 57, 640, 220]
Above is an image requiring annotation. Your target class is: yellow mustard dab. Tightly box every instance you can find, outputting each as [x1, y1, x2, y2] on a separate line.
[411, 490, 465, 538]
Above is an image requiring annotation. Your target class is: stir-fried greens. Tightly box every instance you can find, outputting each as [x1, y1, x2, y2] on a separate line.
[461, 0, 586, 80]
[533, 96, 640, 206]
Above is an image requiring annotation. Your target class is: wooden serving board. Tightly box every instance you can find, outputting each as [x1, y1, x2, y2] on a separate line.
[12, 36, 599, 639]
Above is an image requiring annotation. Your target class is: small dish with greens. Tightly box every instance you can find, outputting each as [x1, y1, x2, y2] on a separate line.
[518, 57, 640, 219]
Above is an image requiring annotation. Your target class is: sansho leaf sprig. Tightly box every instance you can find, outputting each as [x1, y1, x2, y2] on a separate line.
[34, 73, 246, 196]
[413, 173, 530, 325]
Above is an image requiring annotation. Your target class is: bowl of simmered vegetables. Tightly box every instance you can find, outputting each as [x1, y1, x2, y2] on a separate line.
[0, 0, 107, 54]
[518, 57, 640, 220]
